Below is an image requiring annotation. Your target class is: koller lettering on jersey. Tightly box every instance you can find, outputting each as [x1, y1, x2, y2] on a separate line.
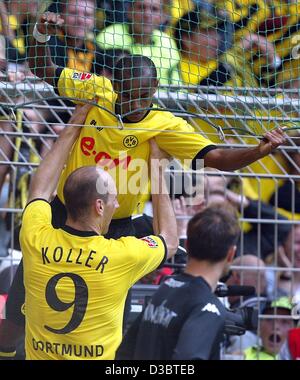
[41, 246, 109, 273]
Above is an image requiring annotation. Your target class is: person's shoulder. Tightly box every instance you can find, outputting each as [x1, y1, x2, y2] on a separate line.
[108, 235, 139, 249]
[150, 107, 193, 130]
[117, 235, 158, 245]
[153, 30, 179, 53]
[149, 106, 177, 121]
[23, 198, 50, 213]
[191, 292, 227, 321]
[186, 278, 223, 305]
[173, 277, 225, 318]
[103, 236, 143, 260]
[116, 235, 165, 252]
[20, 200, 52, 235]
[96, 24, 129, 48]
[186, 276, 213, 294]
[165, 274, 211, 295]
[163, 274, 190, 289]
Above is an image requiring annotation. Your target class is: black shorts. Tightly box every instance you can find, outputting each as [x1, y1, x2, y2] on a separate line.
[6, 196, 135, 326]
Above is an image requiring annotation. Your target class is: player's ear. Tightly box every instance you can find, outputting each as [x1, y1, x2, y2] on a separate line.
[153, 79, 159, 91]
[95, 198, 105, 216]
[227, 245, 236, 264]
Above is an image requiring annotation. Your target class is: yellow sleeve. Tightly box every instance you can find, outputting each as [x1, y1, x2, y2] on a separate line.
[20, 199, 52, 242]
[120, 235, 167, 286]
[155, 114, 216, 163]
[56, 67, 115, 104]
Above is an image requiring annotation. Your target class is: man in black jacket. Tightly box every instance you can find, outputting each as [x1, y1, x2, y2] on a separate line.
[118, 204, 240, 360]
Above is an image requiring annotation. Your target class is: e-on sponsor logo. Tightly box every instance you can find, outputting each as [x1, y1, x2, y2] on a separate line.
[80, 137, 131, 169]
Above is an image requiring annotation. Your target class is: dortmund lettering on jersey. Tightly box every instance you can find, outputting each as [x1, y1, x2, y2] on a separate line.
[20, 200, 166, 360]
[56, 68, 215, 219]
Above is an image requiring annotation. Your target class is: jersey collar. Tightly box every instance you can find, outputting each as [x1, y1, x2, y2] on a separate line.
[115, 104, 153, 123]
[62, 224, 99, 237]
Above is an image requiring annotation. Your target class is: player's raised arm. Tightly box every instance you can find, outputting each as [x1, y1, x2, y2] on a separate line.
[27, 103, 93, 203]
[28, 12, 64, 85]
[150, 139, 178, 259]
[204, 127, 286, 171]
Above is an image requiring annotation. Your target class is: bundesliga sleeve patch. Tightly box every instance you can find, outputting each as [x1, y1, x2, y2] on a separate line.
[140, 236, 159, 248]
[72, 72, 92, 81]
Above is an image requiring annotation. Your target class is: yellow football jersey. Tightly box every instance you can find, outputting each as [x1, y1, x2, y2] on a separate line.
[56, 68, 215, 219]
[20, 199, 166, 360]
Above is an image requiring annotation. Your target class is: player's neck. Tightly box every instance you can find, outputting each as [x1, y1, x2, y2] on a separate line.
[184, 259, 225, 292]
[65, 217, 102, 236]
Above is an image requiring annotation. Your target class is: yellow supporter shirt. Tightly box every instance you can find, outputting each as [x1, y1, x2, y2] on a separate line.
[225, 0, 300, 86]
[220, 0, 269, 40]
[56, 68, 215, 219]
[177, 48, 256, 143]
[179, 59, 218, 87]
[20, 199, 166, 360]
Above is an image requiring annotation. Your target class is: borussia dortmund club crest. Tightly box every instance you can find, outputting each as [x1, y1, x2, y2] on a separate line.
[123, 135, 138, 148]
